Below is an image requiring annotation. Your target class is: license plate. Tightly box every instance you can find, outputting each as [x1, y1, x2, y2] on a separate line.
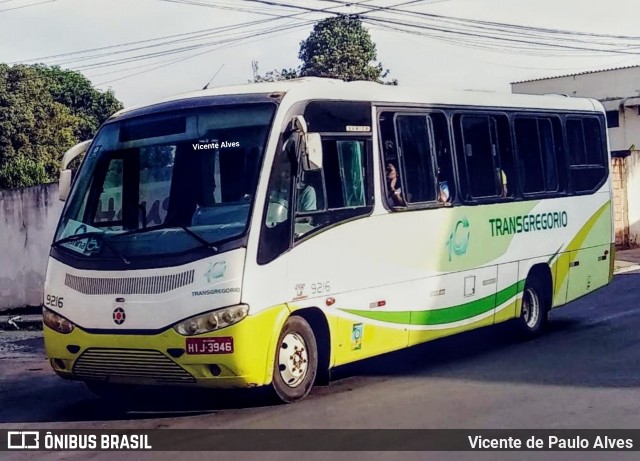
[185, 337, 234, 355]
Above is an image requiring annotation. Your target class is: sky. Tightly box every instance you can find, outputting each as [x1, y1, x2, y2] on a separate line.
[1, 0, 639, 108]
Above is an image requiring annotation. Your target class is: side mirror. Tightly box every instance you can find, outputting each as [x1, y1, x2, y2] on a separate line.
[301, 133, 323, 171]
[59, 140, 92, 201]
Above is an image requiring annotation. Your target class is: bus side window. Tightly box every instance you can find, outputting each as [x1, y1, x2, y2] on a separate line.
[429, 112, 455, 203]
[454, 113, 513, 201]
[492, 114, 515, 198]
[566, 117, 607, 193]
[379, 111, 405, 206]
[515, 116, 561, 195]
[293, 138, 371, 240]
[395, 114, 437, 203]
[456, 115, 497, 199]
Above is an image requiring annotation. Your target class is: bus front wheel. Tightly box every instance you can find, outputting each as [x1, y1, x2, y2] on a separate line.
[517, 275, 550, 338]
[271, 316, 318, 403]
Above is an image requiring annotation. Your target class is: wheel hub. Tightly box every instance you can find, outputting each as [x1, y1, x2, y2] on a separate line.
[278, 332, 309, 388]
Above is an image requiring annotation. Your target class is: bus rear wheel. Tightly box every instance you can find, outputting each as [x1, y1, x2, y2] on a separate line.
[517, 275, 549, 338]
[271, 316, 318, 403]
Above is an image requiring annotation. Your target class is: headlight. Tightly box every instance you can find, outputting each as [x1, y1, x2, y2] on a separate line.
[43, 308, 75, 334]
[173, 304, 249, 336]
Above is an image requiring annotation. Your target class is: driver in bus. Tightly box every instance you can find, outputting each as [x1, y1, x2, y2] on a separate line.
[297, 175, 317, 212]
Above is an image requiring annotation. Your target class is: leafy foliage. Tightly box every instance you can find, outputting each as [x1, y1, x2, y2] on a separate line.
[251, 15, 395, 84]
[0, 64, 123, 189]
[250, 60, 299, 83]
[299, 16, 395, 84]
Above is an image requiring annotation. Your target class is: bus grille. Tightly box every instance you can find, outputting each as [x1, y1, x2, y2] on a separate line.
[64, 270, 195, 295]
[73, 348, 195, 384]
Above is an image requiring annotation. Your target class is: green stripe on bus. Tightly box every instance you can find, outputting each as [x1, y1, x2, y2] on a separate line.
[342, 280, 524, 326]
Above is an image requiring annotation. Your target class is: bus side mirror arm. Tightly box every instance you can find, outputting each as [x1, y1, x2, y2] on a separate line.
[59, 139, 92, 201]
[290, 115, 323, 171]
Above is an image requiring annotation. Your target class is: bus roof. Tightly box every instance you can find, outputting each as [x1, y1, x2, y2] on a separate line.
[113, 77, 602, 118]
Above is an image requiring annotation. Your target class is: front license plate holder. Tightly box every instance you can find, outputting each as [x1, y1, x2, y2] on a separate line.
[186, 337, 234, 354]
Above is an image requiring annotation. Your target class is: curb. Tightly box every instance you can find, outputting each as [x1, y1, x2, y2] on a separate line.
[614, 264, 640, 275]
[0, 315, 42, 331]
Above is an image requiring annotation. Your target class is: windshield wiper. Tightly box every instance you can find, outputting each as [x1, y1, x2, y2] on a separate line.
[113, 224, 218, 252]
[179, 226, 219, 252]
[53, 232, 131, 265]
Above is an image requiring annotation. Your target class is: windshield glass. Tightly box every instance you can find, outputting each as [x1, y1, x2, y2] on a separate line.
[54, 103, 276, 259]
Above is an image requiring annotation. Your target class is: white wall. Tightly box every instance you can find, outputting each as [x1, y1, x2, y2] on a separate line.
[626, 150, 640, 246]
[609, 106, 640, 152]
[0, 184, 63, 310]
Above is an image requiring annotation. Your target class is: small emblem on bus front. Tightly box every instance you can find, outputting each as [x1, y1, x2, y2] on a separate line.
[113, 307, 126, 325]
[205, 261, 227, 283]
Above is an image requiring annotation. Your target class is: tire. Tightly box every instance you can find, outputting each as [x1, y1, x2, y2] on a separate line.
[516, 274, 550, 338]
[271, 316, 318, 403]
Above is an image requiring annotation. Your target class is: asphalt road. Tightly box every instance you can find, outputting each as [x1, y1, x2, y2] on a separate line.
[1, 271, 640, 461]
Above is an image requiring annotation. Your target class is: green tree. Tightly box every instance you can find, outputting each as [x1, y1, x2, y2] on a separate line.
[250, 60, 299, 83]
[299, 15, 395, 84]
[37, 65, 122, 140]
[251, 15, 395, 84]
[0, 64, 123, 189]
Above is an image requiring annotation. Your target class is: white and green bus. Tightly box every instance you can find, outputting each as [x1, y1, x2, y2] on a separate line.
[44, 78, 614, 402]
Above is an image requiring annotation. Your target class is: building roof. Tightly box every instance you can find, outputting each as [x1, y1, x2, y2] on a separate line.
[511, 64, 640, 85]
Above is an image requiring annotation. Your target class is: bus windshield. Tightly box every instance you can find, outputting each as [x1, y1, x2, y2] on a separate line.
[54, 103, 276, 259]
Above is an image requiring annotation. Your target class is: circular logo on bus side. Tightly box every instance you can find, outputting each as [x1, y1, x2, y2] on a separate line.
[113, 307, 126, 325]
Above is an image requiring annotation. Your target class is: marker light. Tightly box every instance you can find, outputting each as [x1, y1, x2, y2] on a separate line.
[43, 308, 75, 334]
[173, 304, 249, 336]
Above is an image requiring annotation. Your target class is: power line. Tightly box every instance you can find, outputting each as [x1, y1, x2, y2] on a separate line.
[83, 22, 305, 72]
[361, 15, 640, 56]
[14, 0, 638, 87]
[18, 0, 348, 69]
[158, 0, 304, 18]
[237, 0, 640, 57]
[323, 0, 640, 42]
[94, 20, 314, 86]
[311, 0, 640, 58]
[0, 0, 57, 13]
[367, 21, 617, 59]
[367, 21, 632, 72]
[16, 15, 301, 65]
[26, 0, 379, 85]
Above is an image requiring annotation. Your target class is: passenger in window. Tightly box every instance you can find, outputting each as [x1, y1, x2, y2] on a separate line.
[386, 162, 406, 206]
[297, 172, 317, 212]
[436, 169, 452, 205]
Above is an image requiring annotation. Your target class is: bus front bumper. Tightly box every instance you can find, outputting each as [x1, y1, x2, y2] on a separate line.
[44, 306, 289, 389]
